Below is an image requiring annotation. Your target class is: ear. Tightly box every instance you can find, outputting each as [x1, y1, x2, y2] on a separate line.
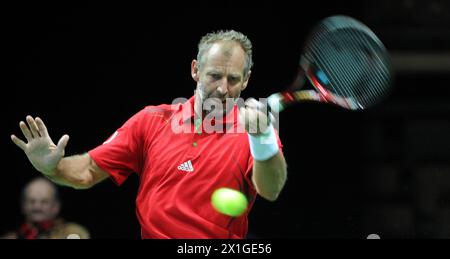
[241, 70, 252, 91]
[191, 59, 200, 82]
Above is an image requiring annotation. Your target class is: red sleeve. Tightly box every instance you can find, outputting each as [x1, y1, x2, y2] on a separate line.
[88, 108, 148, 186]
[245, 129, 284, 180]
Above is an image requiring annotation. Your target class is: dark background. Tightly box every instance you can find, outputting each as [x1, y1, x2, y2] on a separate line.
[1, 0, 450, 238]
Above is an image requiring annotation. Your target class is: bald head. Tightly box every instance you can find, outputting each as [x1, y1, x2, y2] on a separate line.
[22, 177, 60, 223]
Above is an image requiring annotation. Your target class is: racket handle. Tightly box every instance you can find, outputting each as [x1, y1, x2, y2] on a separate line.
[268, 90, 323, 113]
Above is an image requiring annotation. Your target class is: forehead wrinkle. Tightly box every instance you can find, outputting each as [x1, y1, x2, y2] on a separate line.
[203, 43, 245, 76]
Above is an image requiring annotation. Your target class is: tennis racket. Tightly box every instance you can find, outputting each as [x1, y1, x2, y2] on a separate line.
[267, 15, 393, 113]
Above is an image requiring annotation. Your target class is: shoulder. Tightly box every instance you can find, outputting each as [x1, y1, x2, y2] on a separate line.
[137, 101, 186, 124]
[64, 222, 90, 237]
[143, 103, 178, 118]
[124, 98, 192, 131]
[0, 231, 18, 239]
[51, 221, 91, 239]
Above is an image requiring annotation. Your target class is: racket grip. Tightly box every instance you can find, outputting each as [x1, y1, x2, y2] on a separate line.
[268, 90, 325, 112]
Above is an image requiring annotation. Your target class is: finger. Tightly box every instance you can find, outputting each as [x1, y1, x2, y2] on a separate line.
[247, 110, 260, 134]
[26, 116, 41, 138]
[269, 112, 276, 123]
[56, 135, 70, 154]
[11, 135, 27, 151]
[239, 106, 253, 132]
[238, 107, 246, 129]
[19, 121, 33, 142]
[245, 98, 258, 109]
[252, 99, 267, 110]
[247, 108, 259, 123]
[246, 98, 267, 112]
[35, 117, 49, 138]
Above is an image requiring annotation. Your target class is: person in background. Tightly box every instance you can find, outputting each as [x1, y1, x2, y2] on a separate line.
[1, 177, 90, 239]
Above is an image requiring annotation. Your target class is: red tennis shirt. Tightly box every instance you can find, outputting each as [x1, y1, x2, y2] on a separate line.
[88, 96, 282, 239]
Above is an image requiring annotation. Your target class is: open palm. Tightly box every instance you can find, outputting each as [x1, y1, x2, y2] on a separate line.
[11, 116, 69, 176]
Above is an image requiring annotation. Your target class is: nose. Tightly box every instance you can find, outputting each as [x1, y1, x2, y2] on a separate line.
[216, 79, 228, 96]
[32, 201, 42, 210]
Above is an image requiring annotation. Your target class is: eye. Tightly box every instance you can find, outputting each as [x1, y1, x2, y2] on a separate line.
[228, 76, 240, 84]
[209, 73, 222, 80]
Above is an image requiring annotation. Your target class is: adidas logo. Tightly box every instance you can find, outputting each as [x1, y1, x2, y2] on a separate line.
[177, 160, 194, 172]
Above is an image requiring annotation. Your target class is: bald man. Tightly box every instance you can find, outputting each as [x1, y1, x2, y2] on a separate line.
[2, 177, 90, 239]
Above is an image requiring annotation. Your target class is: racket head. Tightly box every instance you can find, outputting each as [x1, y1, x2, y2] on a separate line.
[299, 15, 393, 110]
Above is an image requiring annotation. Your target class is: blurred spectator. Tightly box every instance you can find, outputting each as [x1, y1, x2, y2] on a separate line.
[1, 177, 90, 239]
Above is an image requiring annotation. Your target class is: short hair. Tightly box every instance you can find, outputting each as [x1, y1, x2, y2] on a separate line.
[197, 30, 253, 77]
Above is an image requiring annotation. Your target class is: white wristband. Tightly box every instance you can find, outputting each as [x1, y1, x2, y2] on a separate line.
[248, 124, 279, 161]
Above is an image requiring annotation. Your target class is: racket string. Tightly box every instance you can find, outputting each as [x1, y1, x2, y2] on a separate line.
[303, 16, 391, 108]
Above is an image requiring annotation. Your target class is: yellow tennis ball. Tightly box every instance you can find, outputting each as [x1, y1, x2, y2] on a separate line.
[211, 187, 248, 217]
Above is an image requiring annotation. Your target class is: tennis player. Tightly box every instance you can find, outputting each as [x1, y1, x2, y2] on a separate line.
[11, 30, 288, 239]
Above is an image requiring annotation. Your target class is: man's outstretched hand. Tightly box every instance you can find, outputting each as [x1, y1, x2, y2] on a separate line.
[11, 116, 69, 176]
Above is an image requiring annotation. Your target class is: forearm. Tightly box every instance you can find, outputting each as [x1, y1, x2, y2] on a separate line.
[47, 153, 96, 189]
[252, 152, 287, 201]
